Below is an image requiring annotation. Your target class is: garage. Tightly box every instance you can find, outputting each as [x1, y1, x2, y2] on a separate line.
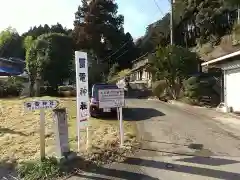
[225, 68, 240, 112]
[201, 50, 240, 113]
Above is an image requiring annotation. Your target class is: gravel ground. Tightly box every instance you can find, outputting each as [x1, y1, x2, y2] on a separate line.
[68, 99, 240, 180]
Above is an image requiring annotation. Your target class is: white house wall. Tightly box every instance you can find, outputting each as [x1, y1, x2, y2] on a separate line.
[222, 60, 240, 112]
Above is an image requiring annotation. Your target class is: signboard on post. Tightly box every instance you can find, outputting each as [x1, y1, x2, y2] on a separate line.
[24, 99, 59, 160]
[75, 51, 89, 127]
[98, 88, 125, 147]
[75, 51, 89, 151]
[24, 100, 59, 111]
[98, 89, 125, 108]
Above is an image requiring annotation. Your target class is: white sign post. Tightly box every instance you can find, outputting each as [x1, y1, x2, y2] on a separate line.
[75, 51, 89, 151]
[24, 100, 59, 160]
[98, 89, 125, 147]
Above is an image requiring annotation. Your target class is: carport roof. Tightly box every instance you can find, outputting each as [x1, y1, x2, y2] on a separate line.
[0, 66, 22, 76]
[201, 50, 240, 67]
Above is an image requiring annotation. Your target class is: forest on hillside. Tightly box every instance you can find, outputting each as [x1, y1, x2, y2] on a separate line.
[137, 0, 240, 60]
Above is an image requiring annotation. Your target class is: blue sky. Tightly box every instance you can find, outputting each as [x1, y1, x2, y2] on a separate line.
[0, 0, 170, 38]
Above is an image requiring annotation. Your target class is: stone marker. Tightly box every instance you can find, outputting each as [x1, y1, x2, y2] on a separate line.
[53, 108, 70, 158]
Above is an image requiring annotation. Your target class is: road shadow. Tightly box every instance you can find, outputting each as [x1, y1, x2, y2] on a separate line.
[74, 166, 159, 180]
[93, 113, 118, 121]
[63, 157, 159, 180]
[124, 157, 240, 180]
[93, 107, 165, 121]
[142, 139, 189, 147]
[0, 127, 28, 136]
[72, 174, 110, 180]
[0, 161, 17, 179]
[124, 107, 165, 121]
[177, 156, 240, 166]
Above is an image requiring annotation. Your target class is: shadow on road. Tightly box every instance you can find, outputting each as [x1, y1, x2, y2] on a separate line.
[177, 156, 240, 166]
[124, 157, 240, 180]
[124, 107, 165, 121]
[73, 173, 110, 180]
[0, 161, 17, 180]
[141, 139, 189, 147]
[75, 165, 159, 180]
[65, 157, 159, 180]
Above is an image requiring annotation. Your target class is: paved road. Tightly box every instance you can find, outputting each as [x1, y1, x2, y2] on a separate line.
[69, 99, 240, 180]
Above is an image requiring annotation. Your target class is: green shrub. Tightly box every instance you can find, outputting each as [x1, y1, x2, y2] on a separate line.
[152, 80, 167, 98]
[184, 76, 201, 100]
[58, 86, 76, 97]
[18, 157, 62, 180]
[0, 77, 24, 97]
[58, 86, 74, 92]
[40, 86, 58, 96]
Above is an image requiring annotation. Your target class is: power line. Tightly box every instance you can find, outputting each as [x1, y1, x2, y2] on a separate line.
[153, 0, 165, 16]
[103, 40, 130, 61]
[114, 49, 129, 61]
[103, 0, 165, 63]
[104, 0, 166, 65]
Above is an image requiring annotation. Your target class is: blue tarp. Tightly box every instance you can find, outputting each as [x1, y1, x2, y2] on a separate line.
[0, 66, 22, 75]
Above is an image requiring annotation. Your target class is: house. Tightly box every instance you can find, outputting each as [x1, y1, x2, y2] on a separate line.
[201, 50, 240, 112]
[129, 55, 152, 89]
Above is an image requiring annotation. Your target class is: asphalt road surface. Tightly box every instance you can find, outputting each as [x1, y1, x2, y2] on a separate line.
[69, 98, 240, 180]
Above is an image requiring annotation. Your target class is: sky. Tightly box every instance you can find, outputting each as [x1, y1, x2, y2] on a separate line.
[0, 0, 170, 39]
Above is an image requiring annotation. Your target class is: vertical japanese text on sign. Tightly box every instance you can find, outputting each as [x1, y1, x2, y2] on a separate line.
[75, 51, 89, 125]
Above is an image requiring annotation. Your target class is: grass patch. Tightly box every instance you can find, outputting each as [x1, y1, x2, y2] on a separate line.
[0, 97, 138, 165]
[17, 157, 62, 180]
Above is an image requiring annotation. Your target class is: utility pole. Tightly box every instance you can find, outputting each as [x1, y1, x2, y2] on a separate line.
[170, 0, 174, 45]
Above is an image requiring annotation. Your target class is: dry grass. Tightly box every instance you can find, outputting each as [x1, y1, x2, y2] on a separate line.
[0, 97, 137, 164]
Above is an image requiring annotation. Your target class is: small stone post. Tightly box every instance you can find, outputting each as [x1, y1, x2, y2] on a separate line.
[52, 108, 70, 158]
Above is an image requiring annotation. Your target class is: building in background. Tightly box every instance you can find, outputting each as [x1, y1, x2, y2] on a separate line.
[129, 55, 152, 89]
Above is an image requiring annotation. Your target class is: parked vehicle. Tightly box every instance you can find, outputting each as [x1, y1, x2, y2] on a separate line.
[90, 83, 118, 117]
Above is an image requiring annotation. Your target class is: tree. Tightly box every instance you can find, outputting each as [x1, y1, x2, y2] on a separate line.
[24, 33, 73, 96]
[73, 0, 123, 57]
[177, 0, 236, 46]
[37, 33, 74, 89]
[88, 57, 108, 86]
[149, 45, 199, 99]
[24, 36, 48, 96]
[73, 0, 137, 70]
[0, 27, 24, 58]
[107, 62, 119, 82]
[137, 14, 169, 55]
[22, 24, 71, 39]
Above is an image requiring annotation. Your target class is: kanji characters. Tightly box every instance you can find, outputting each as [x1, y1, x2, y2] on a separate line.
[80, 102, 87, 110]
[49, 100, 54, 106]
[26, 103, 32, 108]
[79, 73, 86, 82]
[79, 58, 86, 68]
[80, 87, 87, 96]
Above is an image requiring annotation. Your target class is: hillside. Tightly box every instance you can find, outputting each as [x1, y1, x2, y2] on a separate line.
[136, 0, 240, 61]
[193, 34, 240, 62]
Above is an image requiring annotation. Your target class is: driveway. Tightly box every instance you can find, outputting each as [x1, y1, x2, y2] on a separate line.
[69, 99, 240, 180]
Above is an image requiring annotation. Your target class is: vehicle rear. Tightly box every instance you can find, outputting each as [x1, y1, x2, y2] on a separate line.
[90, 84, 118, 117]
